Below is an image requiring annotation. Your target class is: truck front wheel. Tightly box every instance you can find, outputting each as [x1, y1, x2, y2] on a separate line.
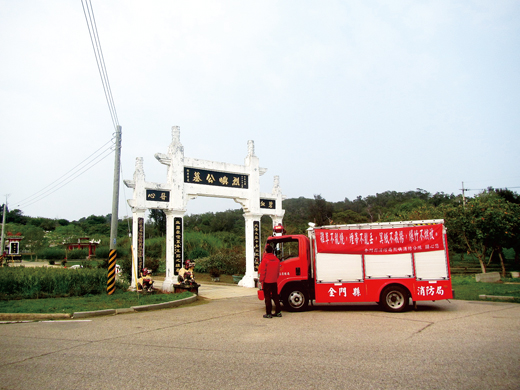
[282, 287, 309, 312]
[380, 285, 409, 312]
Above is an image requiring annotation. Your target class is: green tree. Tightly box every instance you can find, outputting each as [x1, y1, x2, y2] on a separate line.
[384, 199, 444, 222]
[28, 217, 58, 231]
[280, 197, 313, 233]
[20, 225, 46, 258]
[57, 219, 70, 226]
[0, 206, 28, 225]
[75, 215, 110, 236]
[309, 195, 334, 226]
[332, 209, 368, 224]
[148, 209, 167, 235]
[446, 192, 520, 274]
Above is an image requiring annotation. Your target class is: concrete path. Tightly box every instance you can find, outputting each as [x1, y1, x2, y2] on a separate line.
[7, 260, 58, 267]
[153, 276, 258, 300]
[198, 283, 258, 300]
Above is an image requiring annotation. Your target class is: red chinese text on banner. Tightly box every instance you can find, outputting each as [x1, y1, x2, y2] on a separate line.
[315, 224, 444, 255]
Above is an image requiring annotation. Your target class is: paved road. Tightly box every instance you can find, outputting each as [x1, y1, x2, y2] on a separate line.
[0, 294, 519, 389]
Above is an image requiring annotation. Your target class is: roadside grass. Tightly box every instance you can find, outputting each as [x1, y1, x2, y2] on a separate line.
[0, 269, 235, 315]
[452, 274, 520, 303]
[0, 290, 193, 315]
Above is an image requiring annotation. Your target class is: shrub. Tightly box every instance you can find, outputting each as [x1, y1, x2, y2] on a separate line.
[0, 267, 129, 300]
[81, 261, 94, 269]
[188, 247, 210, 260]
[214, 231, 245, 248]
[184, 232, 225, 255]
[95, 246, 129, 260]
[227, 252, 246, 275]
[194, 256, 218, 274]
[208, 266, 221, 278]
[144, 257, 161, 274]
[67, 249, 88, 260]
[119, 256, 132, 283]
[193, 250, 245, 275]
[145, 239, 164, 259]
[95, 246, 111, 259]
[37, 247, 66, 260]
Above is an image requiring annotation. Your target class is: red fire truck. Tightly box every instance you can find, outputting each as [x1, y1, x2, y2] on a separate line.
[260, 219, 453, 312]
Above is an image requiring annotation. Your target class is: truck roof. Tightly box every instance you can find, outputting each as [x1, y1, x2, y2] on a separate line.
[308, 219, 444, 231]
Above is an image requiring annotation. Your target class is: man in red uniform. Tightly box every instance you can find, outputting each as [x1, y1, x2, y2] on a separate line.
[258, 245, 282, 318]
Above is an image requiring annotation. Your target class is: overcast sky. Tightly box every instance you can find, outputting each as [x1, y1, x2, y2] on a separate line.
[1, 1, 519, 222]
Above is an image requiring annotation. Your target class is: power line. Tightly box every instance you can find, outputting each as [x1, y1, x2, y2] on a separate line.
[82, 2, 123, 249]
[460, 181, 520, 206]
[17, 148, 114, 210]
[81, 0, 119, 130]
[15, 137, 115, 206]
[462, 186, 520, 192]
[15, 138, 115, 210]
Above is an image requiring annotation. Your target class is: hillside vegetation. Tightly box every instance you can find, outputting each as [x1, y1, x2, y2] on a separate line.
[2, 188, 519, 277]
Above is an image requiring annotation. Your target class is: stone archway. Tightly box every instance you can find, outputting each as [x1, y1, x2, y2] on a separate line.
[124, 126, 285, 290]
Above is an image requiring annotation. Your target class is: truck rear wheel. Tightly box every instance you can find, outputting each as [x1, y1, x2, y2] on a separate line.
[282, 287, 308, 312]
[380, 285, 409, 312]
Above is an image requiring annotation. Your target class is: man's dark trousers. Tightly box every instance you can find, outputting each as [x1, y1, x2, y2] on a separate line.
[263, 282, 282, 315]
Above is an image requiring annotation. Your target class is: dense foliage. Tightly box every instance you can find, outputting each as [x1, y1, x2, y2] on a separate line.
[2, 187, 519, 276]
[0, 267, 129, 299]
[193, 249, 246, 276]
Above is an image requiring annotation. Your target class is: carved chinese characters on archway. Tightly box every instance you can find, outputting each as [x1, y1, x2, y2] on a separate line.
[137, 218, 144, 272]
[184, 167, 248, 189]
[254, 221, 260, 271]
[146, 189, 170, 202]
[174, 217, 183, 274]
[260, 198, 276, 209]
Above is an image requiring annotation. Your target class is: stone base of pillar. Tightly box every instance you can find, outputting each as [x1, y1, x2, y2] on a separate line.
[161, 278, 175, 292]
[173, 284, 200, 294]
[238, 273, 256, 288]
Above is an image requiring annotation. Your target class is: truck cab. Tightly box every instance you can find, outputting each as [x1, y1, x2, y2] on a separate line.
[266, 234, 312, 311]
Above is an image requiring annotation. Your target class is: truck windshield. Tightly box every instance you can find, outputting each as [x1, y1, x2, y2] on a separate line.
[268, 238, 299, 261]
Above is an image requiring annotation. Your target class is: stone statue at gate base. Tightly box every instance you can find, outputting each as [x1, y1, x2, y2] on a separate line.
[174, 260, 200, 294]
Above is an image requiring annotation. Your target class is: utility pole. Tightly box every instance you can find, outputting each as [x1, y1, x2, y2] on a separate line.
[107, 126, 121, 295]
[109, 126, 122, 250]
[0, 199, 7, 258]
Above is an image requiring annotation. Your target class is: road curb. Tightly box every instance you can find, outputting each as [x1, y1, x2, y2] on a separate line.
[131, 294, 198, 312]
[73, 309, 117, 318]
[0, 313, 71, 321]
[0, 294, 198, 322]
[71, 294, 198, 318]
[479, 294, 516, 301]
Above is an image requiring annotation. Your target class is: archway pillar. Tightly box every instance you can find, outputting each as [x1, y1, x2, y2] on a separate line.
[240, 213, 262, 287]
[130, 207, 147, 289]
[163, 209, 186, 292]
[271, 215, 284, 228]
